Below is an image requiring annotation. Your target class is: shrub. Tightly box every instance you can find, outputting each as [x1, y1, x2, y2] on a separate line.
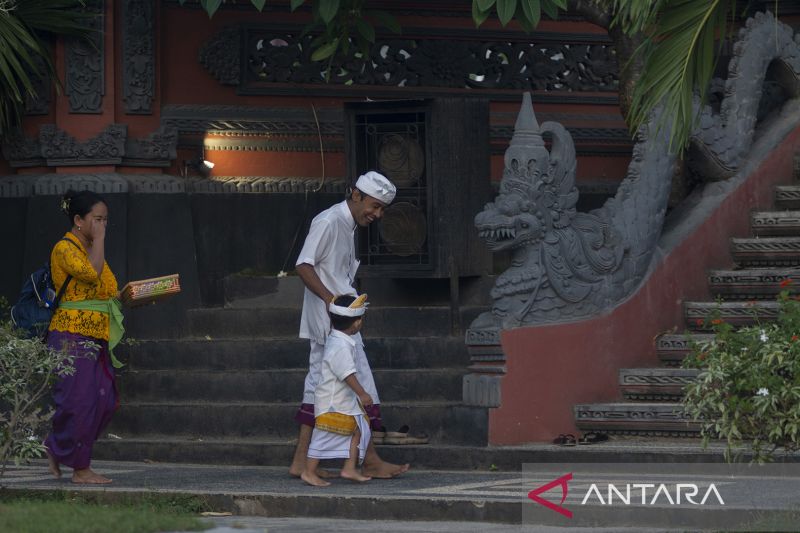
[0, 297, 74, 479]
[683, 285, 800, 463]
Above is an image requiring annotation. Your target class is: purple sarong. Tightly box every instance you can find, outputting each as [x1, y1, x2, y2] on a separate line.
[44, 330, 117, 470]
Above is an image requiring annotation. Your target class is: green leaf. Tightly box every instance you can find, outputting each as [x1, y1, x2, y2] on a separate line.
[355, 19, 375, 43]
[371, 10, 401, 34]
[201, 0, 223, 19]
[541, 0, 559, 19]
[477, 0, 497, 11]
[496, 0, 517, 27]
[472, 1, 491, 27]
[520, 0, 541, 28]
[311, 38, 339, 61]
[318, 0, 340, 24]
[251, 0, 267, 11]
[290, 0, 305, 10]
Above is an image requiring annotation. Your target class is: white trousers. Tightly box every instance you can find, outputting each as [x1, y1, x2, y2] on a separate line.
[302, 335, 379, 405]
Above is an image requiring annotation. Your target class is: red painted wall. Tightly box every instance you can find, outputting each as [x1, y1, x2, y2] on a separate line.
[488, 124, 800, 444]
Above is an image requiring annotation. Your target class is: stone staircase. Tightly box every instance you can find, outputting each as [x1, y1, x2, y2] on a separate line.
[575, 179, 800, 436]
[95, 276, 491, 468]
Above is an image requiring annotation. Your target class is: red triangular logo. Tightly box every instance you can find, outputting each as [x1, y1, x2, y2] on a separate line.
[527, 472, 573, 518]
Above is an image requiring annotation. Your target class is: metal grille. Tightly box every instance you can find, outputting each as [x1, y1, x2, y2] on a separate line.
[352, 110, 430, 269]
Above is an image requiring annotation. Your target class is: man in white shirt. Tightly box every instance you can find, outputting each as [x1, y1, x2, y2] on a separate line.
[289, 171, 410, 479]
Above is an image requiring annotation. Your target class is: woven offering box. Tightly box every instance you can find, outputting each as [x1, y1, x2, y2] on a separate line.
[121, 274, 181, 307]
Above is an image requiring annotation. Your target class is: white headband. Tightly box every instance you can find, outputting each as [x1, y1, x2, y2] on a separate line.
[355, 171, 396, 204]
[329, 294, 369, 317]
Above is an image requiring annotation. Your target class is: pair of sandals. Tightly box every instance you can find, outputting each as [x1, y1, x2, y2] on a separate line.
[372, 425, 430, 445]
[552, 432, 609, 446]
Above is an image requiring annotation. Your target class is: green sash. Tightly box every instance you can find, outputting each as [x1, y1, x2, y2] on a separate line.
[59, 298, 125, 368]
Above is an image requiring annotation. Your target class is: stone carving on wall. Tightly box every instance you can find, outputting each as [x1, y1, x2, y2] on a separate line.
[198, 25, 617, 98]
[33, 173, 128, 195]
[24, 56, 51, 116]
[245, 31, 617, 93]
[199, 27, 241, 85]
[65, 0, 105, 113]
[469, 11, 800, 336]
[39, 124, 127, 166]
[122, 0, 155, 114]
[123, 126, 178, 167]
[2, 134, 44, 168]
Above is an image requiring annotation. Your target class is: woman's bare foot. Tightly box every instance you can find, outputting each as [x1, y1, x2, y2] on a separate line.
[72, 468, 112, 484]
[45, 450, 61, 479]
[363, 460, 410, 479]
[300, 470, 331, 487]
[341, 469, 371, 483]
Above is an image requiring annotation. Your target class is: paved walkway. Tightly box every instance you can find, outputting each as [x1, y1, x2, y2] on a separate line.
[2, 459, 800, 531]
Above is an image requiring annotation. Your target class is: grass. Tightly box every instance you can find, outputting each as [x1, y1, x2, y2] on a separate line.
[0, 490, 213, 533]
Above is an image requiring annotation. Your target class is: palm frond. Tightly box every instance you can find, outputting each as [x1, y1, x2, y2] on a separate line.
[624, 0, 736, 152]
[0, 0, 94, 136]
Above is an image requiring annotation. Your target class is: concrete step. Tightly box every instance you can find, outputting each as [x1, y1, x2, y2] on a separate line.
[708, 268, 800, 299]
[731, 236, 800, 267]
[122, 337, 470, 371]
[109, 401, 488, 446]
[684, 300, 779, 330]
[119, 368, 464, 402]
[619, 368, 699, 401]
[656, 333, 714, 366]
[751, 210, 800, 236]
[775, 185, 800, 209]
[186, 306, 483, 339]
[93, 435, 742, 471]
[574, 402, 699, 436]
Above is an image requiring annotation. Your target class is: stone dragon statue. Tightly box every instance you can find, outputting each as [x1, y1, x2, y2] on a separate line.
[471, 11, 800, 333]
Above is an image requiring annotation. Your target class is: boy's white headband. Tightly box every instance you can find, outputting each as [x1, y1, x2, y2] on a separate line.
[329, 294, 368, 317]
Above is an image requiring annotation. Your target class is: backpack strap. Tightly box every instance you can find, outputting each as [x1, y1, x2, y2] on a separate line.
[53, 237, 83, 307]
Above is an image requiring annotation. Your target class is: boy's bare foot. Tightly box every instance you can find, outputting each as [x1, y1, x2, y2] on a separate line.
[45, 450, 61, 479]
[72, 468, 112, 484]
[341, 469, 371, 483]
[300, 470, 331, 487]
[363, 460, 410, 479]
[289, 465, 333, 479]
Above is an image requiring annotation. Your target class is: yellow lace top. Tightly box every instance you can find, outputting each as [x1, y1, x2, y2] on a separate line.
[48, 232, 118, 341]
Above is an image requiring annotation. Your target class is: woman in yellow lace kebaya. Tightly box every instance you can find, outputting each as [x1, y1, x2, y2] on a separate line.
[44, 189, 124, 485]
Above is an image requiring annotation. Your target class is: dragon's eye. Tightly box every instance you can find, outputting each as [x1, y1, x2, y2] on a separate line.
[521, 222, 529, 228]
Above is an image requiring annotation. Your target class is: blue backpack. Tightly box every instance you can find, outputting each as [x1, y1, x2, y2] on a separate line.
[10, 238, 79, 339]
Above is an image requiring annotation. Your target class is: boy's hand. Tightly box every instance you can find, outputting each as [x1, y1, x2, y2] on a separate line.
[359, 393, 374, 407]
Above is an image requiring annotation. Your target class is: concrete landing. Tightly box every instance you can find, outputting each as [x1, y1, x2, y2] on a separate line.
[3, 457, 800, 531]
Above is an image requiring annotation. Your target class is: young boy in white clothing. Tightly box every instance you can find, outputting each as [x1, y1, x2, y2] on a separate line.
[302, 294, 373, 487]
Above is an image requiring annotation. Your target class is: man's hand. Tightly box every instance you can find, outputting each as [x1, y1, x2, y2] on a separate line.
[359, 392, 374, 407]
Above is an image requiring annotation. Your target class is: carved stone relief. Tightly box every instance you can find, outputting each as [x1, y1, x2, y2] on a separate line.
[122, 0, 155, 114]
[124, 126, 178, 167]
[199, 27, 241, 85]
[2, 134, 44, 168]
[66, 0, 105, 113]
[39, 124, 127, 166]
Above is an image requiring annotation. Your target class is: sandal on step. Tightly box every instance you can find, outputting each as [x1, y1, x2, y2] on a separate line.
[578, 432, 609, 445]
[552, 433, 577, 446]
[383, 425, 429, 445]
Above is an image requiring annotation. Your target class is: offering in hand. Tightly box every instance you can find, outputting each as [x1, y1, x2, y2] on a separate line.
[120, 274, 181, 307]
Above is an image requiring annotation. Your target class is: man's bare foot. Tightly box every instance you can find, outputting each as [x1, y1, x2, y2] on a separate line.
[341, 469, 371, 483]
[289, 465, 333, 479]
[45, 450, 61, 479]
[363, 460, 410, 479]
[72, 468, 112, 484]
[300, 470, 331, 487]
